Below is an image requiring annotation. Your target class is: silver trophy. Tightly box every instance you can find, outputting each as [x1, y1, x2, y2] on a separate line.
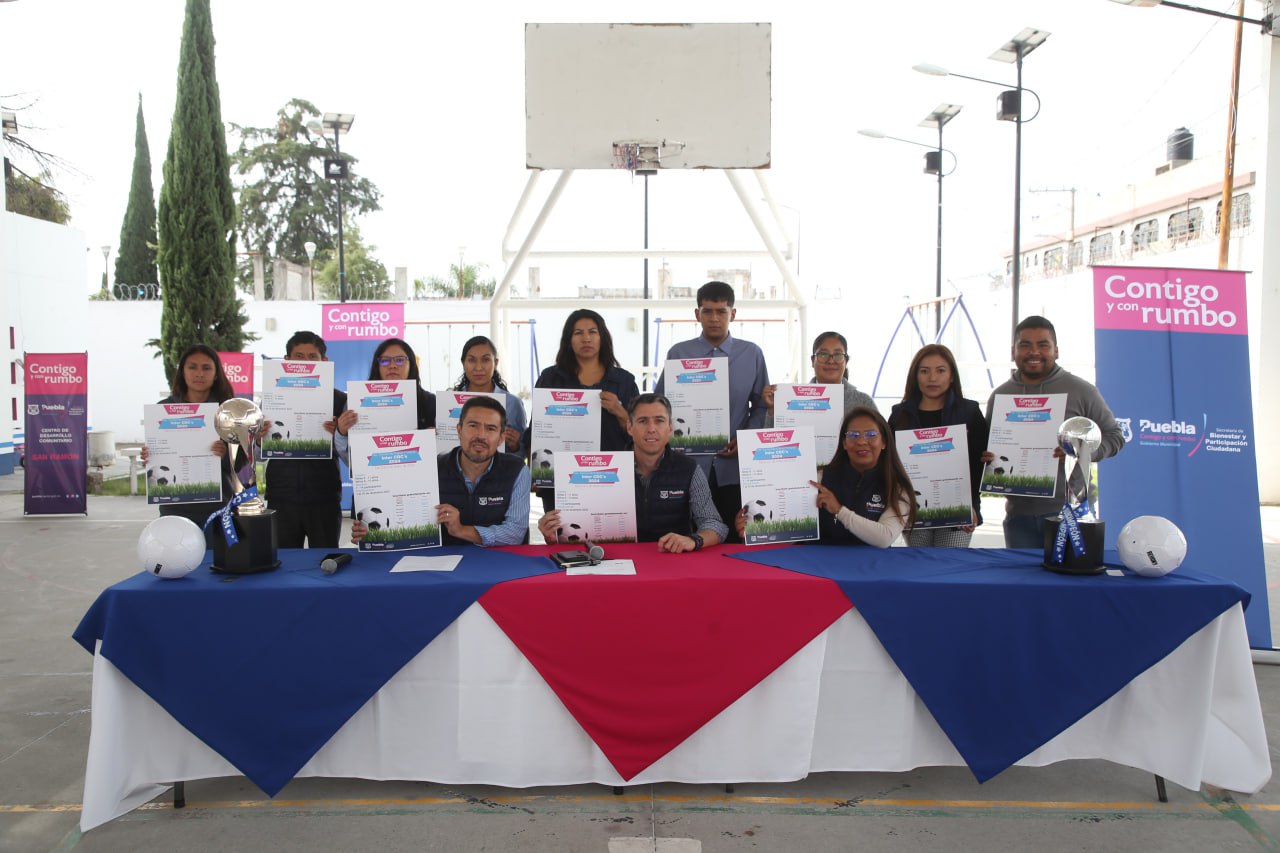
[1058, 416, 1102, 523]
[213, 398, 268, 515]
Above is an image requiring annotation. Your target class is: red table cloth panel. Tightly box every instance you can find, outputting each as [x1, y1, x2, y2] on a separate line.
[481, 544, 852, 780]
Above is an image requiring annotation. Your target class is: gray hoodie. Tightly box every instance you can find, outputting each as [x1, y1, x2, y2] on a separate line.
[985, 365, 1125, 518]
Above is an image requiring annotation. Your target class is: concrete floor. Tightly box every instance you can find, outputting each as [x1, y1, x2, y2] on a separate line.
[3, 467, 1280, 852]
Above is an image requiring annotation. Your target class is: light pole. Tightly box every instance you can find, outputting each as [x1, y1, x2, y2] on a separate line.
[100, 245, 111, 297]
[915, 27, 1049, 333]
[859, 106, 960, 336]
[303, 241, 316, 301]
[317, 112, 355, 302]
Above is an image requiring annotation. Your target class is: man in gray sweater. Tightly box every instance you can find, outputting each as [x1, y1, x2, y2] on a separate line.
[985, 316, 1126, 548]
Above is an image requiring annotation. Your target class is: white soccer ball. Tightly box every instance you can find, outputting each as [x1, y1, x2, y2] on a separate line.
[138, 516, 206, 579]
[1116, 515, 1188, 577]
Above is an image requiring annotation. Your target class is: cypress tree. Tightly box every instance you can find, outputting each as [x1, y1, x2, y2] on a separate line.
[114, 94, 158, 294]
[155, 0, 250, 381]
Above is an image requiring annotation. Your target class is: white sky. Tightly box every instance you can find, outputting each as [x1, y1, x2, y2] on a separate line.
[1, 0, 1269, 313]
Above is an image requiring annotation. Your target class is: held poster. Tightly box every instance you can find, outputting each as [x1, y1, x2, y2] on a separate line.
[530, 388, 602, 489]
[436, 390, 506, 452]
[895, 425, 972, 529]
[737, 426, 819, 545]
[23, 353, 88, 515]
[143, 403, 222, 505]
[1093, 264, 1270, 647]
[553, 452, 638, 544]
[260, 360, 334, 459]
[350, 429, 441, 551]
[347, 380, 418, 434]
[663, 357, 730, 456]
[980, 393, 1067, 498]
[773, 383, 844, 468]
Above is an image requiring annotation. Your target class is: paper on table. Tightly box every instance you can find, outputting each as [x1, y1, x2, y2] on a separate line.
[565, 559, 636, 576]
[390, 555, 463, 573]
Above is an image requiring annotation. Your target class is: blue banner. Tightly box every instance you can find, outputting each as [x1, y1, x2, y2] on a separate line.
[1093, 265, 1270, 647]
[24, 352, 89, 515]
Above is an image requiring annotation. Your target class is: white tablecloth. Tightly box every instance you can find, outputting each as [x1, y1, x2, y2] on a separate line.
[81, 602, 1270, 831]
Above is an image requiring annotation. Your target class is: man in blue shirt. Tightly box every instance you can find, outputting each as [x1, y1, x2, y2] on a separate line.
[655, 281, 769, 541]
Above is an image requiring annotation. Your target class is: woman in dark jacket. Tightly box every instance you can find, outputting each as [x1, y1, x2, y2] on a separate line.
[887, 344, 988, 547]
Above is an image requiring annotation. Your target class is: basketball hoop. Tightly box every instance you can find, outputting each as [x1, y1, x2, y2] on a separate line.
[611, 139, 685, 177]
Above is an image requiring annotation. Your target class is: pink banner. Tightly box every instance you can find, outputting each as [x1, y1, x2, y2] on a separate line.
[321, 303, 404, 341]
[1093, 265, 1247, 335]
[25, 352, 88, 395]
[219, 351, 255, 398]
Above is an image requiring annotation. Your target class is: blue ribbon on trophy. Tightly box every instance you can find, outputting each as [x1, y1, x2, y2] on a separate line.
[204, 484, 262, 546]
[1052, 498, 1090, 563]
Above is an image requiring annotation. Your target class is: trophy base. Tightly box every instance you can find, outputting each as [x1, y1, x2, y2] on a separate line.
[1043, 518, 1106, 575]
[211, 510, 280, 575]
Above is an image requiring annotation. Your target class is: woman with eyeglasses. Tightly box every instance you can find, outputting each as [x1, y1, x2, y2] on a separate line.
[452, 335, 526, 453]
[887, 344, 988, 547]
[740, 405, 916, 546]
[354, 338, 437, 430]
[762, 331, 877, 426]
[531, 309, 638, 510]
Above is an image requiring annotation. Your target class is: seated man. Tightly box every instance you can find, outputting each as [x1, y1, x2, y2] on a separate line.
[353, 396, 529, 546]
[538, 393, 728, 552]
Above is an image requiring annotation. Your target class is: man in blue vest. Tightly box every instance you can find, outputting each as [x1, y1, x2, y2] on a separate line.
[538, 393, 727, 552]
[352, 396, 530, 546]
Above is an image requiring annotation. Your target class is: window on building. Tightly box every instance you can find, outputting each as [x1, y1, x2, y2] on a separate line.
[1119, 230, 1126, 246]
[1044, 247, 1064, 272]
[1215, 193, 1252, 234]
[1133, 219, 1159, 251]
[1169, 208, 1203, 242]
[1069, 242, 1083, 268]
[1089, 233, 1114, 264]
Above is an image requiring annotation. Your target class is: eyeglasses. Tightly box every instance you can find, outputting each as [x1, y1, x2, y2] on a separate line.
[378, 356, 409, 367]
[813, 352, 849, 363]
[844, 430, 879, 441]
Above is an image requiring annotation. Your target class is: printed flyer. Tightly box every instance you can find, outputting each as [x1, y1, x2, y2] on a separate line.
[980, 393, 1067, 497]
[435, 390, 506, 452]
[773, 383, 844, 468]
[530, 388, 602, 489]
[347, 380, 418, 434]
[895, 425, 972, 528]
[143, 402, 223, 505]
[260, 359, 334, 459]
[553, 451, 638, 544]
[663, 357, 730, 456]
[350, 429, 441, 551]
[737, 426, 820, 545]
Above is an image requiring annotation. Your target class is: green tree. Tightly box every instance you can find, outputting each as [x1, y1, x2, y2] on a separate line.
[114, 94, 159, 292]
[4, 169, 70, 223]
[155, 0, 251, 380]
[420, 263, 497, 300]
[231, 98, 382, 297]
[315, 222, 392, 301]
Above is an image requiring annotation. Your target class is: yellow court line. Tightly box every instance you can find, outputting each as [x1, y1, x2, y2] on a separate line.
[6, 795, 1276, 815]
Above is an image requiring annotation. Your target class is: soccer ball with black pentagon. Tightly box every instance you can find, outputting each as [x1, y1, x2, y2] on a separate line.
[357, 507, 391, 531]
[147, 465, 175, 487]
[268, 420, 290, 441]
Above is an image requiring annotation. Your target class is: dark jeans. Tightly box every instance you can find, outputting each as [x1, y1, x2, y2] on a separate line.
[708, 468, 743, 545]
[271, 501, 342, 549]
[1003, 513, 1050, 549]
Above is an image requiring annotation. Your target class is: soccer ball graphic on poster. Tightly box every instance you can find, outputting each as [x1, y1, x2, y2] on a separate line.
[357, 507, 391, 532]
[268, 420, 290, 441]
[147, 465, 176, 487]
[138, 516, 206, 579]
[1116, 515, 1188, 577]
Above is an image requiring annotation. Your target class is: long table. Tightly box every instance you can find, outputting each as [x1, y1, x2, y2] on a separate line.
[75, 544, 1271, 832]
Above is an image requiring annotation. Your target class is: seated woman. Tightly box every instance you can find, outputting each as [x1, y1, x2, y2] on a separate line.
[739, 405, 915, 547]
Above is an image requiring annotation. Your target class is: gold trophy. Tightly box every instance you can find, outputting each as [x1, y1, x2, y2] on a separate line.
[210, 399, 280, 573]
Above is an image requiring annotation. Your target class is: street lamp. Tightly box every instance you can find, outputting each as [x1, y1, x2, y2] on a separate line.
[303, 241, 317, 301]
[100, 245, 111, 297]
[859, 105, 960, 335]
[915, 27, 1049, 334]
[316, 112, 355, 302]
[1108, 0, 1274, 32]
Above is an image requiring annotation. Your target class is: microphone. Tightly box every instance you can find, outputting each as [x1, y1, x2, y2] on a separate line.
[320, 553, 353, 575]
[586, 544, 605, 565]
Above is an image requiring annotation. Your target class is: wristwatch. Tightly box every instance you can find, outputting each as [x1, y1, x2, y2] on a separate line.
[690, 533, 705, 551]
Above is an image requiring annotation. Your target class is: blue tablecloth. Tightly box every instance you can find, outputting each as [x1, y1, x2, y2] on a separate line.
[728, 546, 1250, 782]
[73, 548, 558, 796]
